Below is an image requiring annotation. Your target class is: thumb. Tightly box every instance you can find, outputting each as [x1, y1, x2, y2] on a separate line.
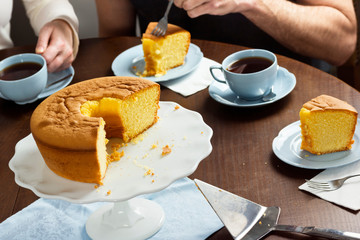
[35, 24, 52, 54]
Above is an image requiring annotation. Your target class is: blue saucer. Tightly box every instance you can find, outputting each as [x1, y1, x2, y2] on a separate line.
[208, 66, 296, 108]
[0, 66, 74, 105]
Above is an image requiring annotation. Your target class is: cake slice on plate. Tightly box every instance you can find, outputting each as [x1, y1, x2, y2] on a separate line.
[299, 95, 358, 155]
[141, 22, 191, 77]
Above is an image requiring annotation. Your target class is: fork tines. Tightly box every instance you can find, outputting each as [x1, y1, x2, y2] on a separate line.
[305, 179, 332, 190]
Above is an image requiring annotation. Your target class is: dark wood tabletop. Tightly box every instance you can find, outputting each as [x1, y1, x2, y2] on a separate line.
[1, 36, 360, 240]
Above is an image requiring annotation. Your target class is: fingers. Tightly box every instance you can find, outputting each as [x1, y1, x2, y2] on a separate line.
[42, 41, 73, 72]
[174, 0, 241, 18]
[36, 24, 52, 54]
[35, 20, 74, 72]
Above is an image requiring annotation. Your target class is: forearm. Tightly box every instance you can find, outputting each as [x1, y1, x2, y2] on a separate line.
[241, 0, 357, 66]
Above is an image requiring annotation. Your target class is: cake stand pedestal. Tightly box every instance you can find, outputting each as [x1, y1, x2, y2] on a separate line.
[86, 198, 164, 240]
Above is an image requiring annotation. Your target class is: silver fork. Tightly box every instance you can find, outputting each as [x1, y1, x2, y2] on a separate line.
[306, 174, 360, 191]
[151, 0, 173, 36]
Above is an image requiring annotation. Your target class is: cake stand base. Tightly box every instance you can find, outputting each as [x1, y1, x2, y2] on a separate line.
[86, 198, 165, 240]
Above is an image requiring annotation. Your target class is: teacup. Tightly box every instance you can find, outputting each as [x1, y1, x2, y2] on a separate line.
[210, 49, 278, 100]
[0, 53, 47, 104]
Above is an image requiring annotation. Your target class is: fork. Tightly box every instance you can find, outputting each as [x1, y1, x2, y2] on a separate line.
[151, 0, 173, 36]
[306, 174, 360, 191]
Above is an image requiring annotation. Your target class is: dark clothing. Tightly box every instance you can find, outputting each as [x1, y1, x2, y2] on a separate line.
[130, 0, 315, 66]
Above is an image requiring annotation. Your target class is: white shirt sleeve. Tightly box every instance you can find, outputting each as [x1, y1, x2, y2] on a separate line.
[22, 0, 80, 56]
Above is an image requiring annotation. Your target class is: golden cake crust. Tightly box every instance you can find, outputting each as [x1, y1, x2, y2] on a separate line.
[31, 76, 159, 150]
[30, 76, 160, 184]
[303, 94, 357, 113]
[142, 22, 189, 40]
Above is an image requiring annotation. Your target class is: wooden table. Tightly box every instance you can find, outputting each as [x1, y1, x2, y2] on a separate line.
[1, 36, 359, 240]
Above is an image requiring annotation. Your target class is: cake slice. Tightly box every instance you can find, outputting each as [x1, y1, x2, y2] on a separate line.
[299, 95, 358, 155]
[141, 22, 191, 77]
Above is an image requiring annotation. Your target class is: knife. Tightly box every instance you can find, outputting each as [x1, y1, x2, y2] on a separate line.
[194, 179, 360, 240]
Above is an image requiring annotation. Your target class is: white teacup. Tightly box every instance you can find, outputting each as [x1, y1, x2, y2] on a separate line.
[0, 53, 47, 104]
[210, 49, 278, 100]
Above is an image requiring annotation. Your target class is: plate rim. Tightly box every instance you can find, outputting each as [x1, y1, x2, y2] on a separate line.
[111, 43, 203, 82]
[272, 120, 360, 169]
[9, 101, 213, 203]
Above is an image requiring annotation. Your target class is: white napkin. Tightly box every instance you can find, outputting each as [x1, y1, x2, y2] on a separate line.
[160, 57, 219, 96]
[0, 177, 223, 240]
[299, 161, 360, 211]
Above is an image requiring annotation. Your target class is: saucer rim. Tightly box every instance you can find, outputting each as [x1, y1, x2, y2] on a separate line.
[208, 66, 296, 108]
[0, 66, 74, 105]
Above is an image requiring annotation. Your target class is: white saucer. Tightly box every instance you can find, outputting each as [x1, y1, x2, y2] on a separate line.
[208, 66, 296, 107]
[272, 120, 360, 169]
[0, 66, 74, 105]
[111, 44, 203, 82]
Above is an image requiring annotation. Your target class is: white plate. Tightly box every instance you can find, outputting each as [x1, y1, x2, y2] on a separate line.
[111, 44, 203, 82]
[208, 66, 296, 108]
[9, 101, 213, 203]
[272, 120, 360, 169]
[0, 66, 74, 105]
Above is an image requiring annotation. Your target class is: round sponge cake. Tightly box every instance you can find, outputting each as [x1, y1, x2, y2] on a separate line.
[30, 76, 160, 184]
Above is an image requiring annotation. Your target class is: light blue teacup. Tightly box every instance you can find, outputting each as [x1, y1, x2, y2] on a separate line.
[0, 53, 47, 104]
[210, 49, 278, 100]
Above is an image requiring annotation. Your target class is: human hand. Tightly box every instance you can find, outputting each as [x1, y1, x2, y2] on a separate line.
[173, 0, 254, 18]
[35, 20, 75, 72]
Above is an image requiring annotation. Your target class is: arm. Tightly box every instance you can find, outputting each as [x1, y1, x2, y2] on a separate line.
[23, 0, 79, 72]
[95, 0, 137, 37]
[174, 0, 357, 66]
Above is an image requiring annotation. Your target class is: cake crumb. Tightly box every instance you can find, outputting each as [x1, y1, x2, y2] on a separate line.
[162, 145, 172, 155]
[107, 190, 111, 196]
[151, 144, 158, 149]
[152, 179, 155, 183]
[107, 150, 125, 163]
[145, 169, 155, 176]
[111, 143, 121, 152]
[201, 131, 204, 134]
[94, 185, 99, 189]
[174, 105, 180, 110]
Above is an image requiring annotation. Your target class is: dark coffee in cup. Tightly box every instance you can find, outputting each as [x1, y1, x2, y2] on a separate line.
[0, 62, 42, 81]
[227, 57, 273, 74]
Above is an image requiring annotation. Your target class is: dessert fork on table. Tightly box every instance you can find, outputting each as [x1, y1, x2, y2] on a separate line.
[306, 174, 360, 191]
[151, 0, 173, 36]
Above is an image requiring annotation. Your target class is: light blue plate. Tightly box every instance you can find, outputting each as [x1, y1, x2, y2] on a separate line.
[0, 66, 74, 105]
[273, 120, 360, 169]
[111, 44, 203, 82]
[208, 66, 296, 108]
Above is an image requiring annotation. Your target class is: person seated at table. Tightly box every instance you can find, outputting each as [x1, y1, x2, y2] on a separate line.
[94, 0, 357, 71]
[1, 0, 79, 72]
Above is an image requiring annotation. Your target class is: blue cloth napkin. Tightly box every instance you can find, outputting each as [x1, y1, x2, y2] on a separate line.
[0, 178, 223, 240]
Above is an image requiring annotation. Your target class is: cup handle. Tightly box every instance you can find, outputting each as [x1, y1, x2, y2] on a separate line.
[209, 66, 226, 84]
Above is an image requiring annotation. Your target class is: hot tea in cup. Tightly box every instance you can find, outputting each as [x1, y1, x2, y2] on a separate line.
[0, 53, 47, 104]
[210, 49, 278, 100]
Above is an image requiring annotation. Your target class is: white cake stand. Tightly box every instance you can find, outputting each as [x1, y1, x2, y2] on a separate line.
[9, 102, 213, 240]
